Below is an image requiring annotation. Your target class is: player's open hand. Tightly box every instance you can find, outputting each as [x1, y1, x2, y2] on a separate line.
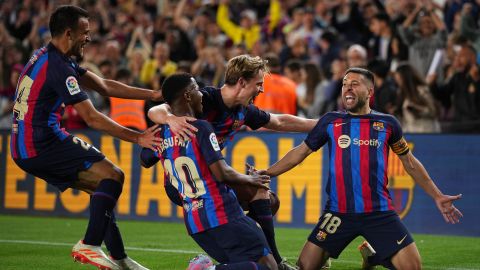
[166, 115, 198, 141]
[435, 194, 463, 224]
[248, 174, 270, 190]
[138, 125, 162, 151]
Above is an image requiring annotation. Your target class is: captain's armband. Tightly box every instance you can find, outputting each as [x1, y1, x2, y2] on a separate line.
[391, 137, 409, 155]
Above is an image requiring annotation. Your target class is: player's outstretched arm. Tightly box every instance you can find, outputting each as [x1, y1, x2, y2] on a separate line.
[209, 159, 270, 189]
[74, 99, 161, 150]
[264, 114, 318, 133]
[79, 70, 162, 101]
[398, 152, 463, 224]
[264, 142, 313, 177]
[148, 103, 197, 141]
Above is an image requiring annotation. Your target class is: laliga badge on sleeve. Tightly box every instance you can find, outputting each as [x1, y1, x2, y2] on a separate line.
[66, 76, 81, 95]
[209, 133, 221, 151]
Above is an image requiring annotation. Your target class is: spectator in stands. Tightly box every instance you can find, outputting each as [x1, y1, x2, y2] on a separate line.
[368, 12, 408, 68]
[429, 44, 480, 133]
[191, 45, 226, 87]
[216, 0, 261, 51]
[368, 58, 397, 115]
[397, 1, 448, 77]
[297, 62, 330, 118]
[0, 63, 21, 129]
[254, 53, 297, 115]
[346, 44, 368, 68]
[287, 7, 322, 58]
[394, 63, 440, 133]
[140, 41, 177, 89]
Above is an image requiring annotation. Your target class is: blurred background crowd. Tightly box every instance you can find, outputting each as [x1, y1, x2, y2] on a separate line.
[1, 0, 480, 133]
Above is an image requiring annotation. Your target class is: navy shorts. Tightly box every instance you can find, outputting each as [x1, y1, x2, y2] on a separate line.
[308, 210, 413, 266]
[191, 215, 271, 264]
[14, 135, 105, 191]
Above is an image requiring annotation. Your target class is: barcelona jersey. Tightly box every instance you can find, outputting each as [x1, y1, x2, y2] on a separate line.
[11, 43, 88, 159]
[155, 119, 245, 234]
[200, 87, 270, 149]
[305, 111, 409, 214]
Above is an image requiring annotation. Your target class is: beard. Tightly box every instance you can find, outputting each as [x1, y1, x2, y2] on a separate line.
[347, 98, 367, 113]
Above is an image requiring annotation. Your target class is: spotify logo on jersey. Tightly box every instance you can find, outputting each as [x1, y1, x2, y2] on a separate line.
[337, 135, 351, 149]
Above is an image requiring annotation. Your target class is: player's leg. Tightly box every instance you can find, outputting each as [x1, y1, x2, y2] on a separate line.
[300, 211, 358, 270]
[189, 216, 278, 270]
[360, 211, 417, 270]
[390, 243, 421, 270]
[297, 241, 330, 270]
[246, 189, 284, 265]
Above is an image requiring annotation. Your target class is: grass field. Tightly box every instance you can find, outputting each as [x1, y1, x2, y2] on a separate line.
[0, 215, 478, 270]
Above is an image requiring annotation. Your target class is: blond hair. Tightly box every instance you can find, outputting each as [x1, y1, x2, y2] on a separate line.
[224, 55, 269, 85]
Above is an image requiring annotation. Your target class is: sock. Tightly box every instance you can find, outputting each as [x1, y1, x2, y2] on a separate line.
[247, 199, 282, 263]
[83, 179, 122, 246]
[104, 212, 127, 260]
[215, 262, 270, 270]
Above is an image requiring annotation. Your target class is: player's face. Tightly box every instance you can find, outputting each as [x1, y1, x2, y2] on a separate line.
[239, 70, 264, 106]
[187, 78, 203, 117]
[341, 72, 372, 114]
[69, 17, 91, 59]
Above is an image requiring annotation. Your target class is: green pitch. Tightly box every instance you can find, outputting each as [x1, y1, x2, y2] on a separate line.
[0, 215, 478, 270]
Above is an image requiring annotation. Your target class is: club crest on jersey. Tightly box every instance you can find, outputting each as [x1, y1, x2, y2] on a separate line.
[209, 133, 221, 151]
[316, 231, 327, 242]
[373, 122, 384, 131]
[66, 76, 81, 95]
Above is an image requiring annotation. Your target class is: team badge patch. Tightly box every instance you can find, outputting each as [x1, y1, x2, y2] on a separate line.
[373, 121, 384, 131]
[316, 231, 327, 242]
[66, 76, 81, 95]
[209, 133, 221, 151]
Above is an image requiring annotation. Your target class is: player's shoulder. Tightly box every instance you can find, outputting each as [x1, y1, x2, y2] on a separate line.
[370, 110, 400, 124]
[318, 110, 348, 123]
[192, 119, 214, 132]
[200, 86, 220, 96]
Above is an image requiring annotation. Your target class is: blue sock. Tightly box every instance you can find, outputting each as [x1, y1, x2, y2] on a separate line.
[215, 262, 270, 270]
[83, 179, 122, 246]
[247, 199, 282, 263]
[104, 212, 127, 260]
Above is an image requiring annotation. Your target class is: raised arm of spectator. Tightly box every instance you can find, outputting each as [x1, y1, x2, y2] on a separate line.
[460, 4, 480, 40]
[216, 0, 242, 42]
[126, 27, 152, 59]
[80, 70, 162, 101]
[267, 0, 281, 34]
[173, 0, 191, 32]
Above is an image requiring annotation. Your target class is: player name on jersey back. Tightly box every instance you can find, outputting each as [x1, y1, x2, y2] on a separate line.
[157, 136, 191, 154]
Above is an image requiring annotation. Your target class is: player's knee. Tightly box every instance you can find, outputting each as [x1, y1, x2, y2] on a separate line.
[269, 191, 280, 216]
[106, 166, 125, 184]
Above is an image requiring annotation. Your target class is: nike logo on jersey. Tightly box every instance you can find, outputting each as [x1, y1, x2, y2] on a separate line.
[397, 234, 408, 245]
[334, 123, 347, 127]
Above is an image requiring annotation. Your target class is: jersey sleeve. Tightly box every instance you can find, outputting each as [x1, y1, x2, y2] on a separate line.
[304, 115, 329, 151]
[388, 116, 409, 155]
[244, 104, 271, 130]
[51, 60, 88, 105]
[195, 120, 224, 165]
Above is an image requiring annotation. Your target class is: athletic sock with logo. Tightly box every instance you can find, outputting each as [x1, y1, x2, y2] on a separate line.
[247, 199, 282, 263]
[83, 179, 122, 246]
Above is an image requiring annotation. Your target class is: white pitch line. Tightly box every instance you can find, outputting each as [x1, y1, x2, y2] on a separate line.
[0, 239, 477, 270]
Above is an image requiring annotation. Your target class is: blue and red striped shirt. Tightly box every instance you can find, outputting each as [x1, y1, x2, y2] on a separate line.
[155, 120, 244, 234]
[11, 43, 88, 159]
[305, 110, 409, 214]
[200, 87, 270, 149]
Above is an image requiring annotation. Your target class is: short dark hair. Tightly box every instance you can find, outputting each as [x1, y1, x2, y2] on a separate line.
[162, 73, 194, 104]
[372, 12, 391, 24]
[345, 67, 375, 86]
[49, 5, 89, 37]
[115, 68, 131, 81]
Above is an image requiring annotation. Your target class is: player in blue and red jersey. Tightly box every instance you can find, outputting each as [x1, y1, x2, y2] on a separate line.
[155, 73, 277, 270]
[146, 55, 317, 270]
[261, 68, 463, 270]
[10, 5, 162, 270]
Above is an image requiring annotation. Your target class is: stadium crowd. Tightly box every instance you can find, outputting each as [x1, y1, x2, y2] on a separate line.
[1, 0, 480, 133]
